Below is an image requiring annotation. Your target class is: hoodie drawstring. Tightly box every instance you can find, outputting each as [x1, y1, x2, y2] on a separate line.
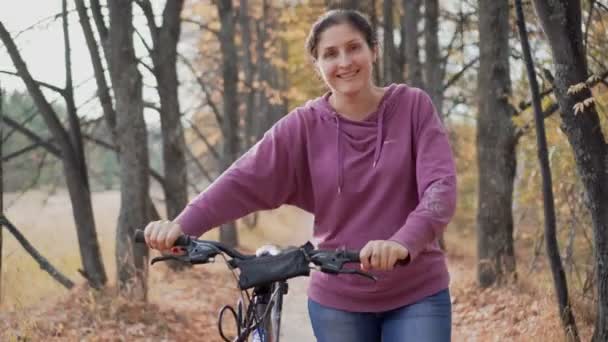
[372, 110, 384, 168]
[336, 116, 343, 194]
[333, 91, 390, 195]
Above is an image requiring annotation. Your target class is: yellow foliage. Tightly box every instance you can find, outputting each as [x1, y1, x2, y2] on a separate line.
[567, 82, 587, 95]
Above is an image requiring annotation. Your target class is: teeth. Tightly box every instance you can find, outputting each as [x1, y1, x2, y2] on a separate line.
[339, 70, 359, 78]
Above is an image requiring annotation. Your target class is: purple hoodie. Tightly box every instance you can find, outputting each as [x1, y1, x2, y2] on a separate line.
[176, 83, 457, 312]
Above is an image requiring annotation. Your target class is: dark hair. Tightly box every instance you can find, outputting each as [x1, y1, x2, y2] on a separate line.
[305, 9, 378, 60]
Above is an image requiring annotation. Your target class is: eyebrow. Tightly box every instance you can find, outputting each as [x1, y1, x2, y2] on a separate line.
[320, 38, 363, 51]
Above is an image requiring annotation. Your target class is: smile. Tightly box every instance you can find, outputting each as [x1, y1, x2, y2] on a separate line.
[337, 69, 360, 80]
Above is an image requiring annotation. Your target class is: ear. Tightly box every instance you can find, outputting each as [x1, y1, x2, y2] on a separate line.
[372, 46, 379, 63]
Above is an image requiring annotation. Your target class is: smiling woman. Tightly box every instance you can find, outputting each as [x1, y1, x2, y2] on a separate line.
[144, 8, 457, 342]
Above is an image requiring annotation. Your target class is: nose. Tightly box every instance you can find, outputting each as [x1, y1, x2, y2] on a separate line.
[337, 51, 352, 68]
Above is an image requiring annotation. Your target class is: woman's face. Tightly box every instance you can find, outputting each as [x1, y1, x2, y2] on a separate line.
[314, 23, 376, 97]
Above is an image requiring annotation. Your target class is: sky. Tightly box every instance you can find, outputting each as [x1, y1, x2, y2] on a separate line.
[1, 1, 94, 97]
[0, 0, 203, 124]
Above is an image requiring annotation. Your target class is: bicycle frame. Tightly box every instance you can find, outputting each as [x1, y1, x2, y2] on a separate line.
[251, 281, 287, 342]
[227, 280, 287, 342]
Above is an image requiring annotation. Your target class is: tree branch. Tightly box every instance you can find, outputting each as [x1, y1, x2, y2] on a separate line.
[81, 133, 166, 188]
[0, 23, 74, 157]
[0, 215, 74, 289]
[186, 118, 220, 161]
[74, 0, 116, 131]
[182, 18, 220, 36]
[442, 56, 479, 91]
[2, 116, 62, 158]
[178, 53, 223, 126]
[0, 71, 66, 96]
[185, 146, 214, 184]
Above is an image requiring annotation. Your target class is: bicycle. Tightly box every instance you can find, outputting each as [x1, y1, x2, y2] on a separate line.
[134, 230, 376, 342]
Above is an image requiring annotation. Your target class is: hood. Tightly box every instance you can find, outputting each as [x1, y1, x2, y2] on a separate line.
[308, 83, 400, 195]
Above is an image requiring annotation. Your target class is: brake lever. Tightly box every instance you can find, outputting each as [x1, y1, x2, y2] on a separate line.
[340, 268, 377, 281]
[150, 242, 219, 265]
[151, 254, 190, 265]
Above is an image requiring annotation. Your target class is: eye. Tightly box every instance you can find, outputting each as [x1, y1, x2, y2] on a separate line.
[323, 50, 337, 59]
[349, 43, 361, 52]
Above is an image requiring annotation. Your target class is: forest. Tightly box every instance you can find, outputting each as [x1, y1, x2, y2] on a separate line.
[1, 0, 607, 341]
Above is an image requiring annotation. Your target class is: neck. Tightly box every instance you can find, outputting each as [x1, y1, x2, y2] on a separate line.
[330, 84, 384, 121]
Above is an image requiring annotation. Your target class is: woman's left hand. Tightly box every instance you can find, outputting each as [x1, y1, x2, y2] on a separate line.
[360, 240, 409, 271]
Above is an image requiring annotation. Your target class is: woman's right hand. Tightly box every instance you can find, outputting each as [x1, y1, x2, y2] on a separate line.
[143, 220, 184, 252]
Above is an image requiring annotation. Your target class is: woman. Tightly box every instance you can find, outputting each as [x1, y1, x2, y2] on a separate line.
[144, 9, 456, 342]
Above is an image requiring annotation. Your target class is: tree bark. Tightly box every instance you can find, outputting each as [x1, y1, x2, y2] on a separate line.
[383, 0, 395, 85]
[240, 0, 258, 151]
[531, 1, 608, 340]
[107, 0, 150, 300]
[476, 0, 517, 287]
[0, 83, 3, 303]
[514, 1, 580, 340]
[217, 0, 240, 247]
[139, 0, 188, 222]
[403, 0, 424, 88]
[0, 21, 107, 289]
[424, 0, 443, 115]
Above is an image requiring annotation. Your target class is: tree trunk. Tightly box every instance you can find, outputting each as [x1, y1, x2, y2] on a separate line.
[476, 0, 517, 287]
[515, 1, 580, 340]
[403, 0, 424, 88]
[531, 1, 608, 340]
[217, 0, 240, 247]
[0, 83, 3, 303]
[0, 22, 107, 289]
[424, 0, 443, 115]
[370, 0, 382, 85]
[382, 0, 397, 85]
[107, 0, 150, 300]
[155, 1, 188, 221]
[240, 0, 257, 151]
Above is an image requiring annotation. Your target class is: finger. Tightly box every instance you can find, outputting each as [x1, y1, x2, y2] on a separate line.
[380, 244, 391, 270]
[143, 222, 154, 247]
[168, 222, 183, 246]
[371, 248, 381, 270]
[387, 252, 399, 271]
[149, 222, 161, 250]
[360, 244, 373, 271]
[156, 223, 170, 251]
[381, 248, 390, 271]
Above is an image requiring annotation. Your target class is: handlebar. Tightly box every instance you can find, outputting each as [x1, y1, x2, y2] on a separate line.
[133, 229, 408, 287]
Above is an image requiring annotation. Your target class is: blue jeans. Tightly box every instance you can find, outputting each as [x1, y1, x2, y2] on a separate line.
[308, 289, 451, 342]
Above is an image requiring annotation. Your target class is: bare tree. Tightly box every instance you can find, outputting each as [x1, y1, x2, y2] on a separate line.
[403, 0, 424, 88]
[217, 0, 240, 247]
[106, 0, 150, 299]
[0, 82, 3, 303]
[382, 0, 396, 84]
[515, 1, 580, 340]
[424, 0, 443, 114]
[0, 3, 107, 289]
[531, 0, 608, 340]
[476, 0, 517, 287]
[239, 0, 257, 151]
[137, 0, 188, 222]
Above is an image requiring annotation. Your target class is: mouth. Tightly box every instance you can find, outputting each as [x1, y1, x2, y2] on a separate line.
[337, 69, 360, 80]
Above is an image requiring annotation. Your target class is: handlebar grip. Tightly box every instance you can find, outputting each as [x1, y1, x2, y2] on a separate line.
[343, 251, 360, 262]
[133, 229, 191, 247]
[134, 230, 146, 243]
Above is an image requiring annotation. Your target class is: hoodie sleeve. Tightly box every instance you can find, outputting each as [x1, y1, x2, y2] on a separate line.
[389, 91, 457, 260]
[175, 111, 311, 237]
